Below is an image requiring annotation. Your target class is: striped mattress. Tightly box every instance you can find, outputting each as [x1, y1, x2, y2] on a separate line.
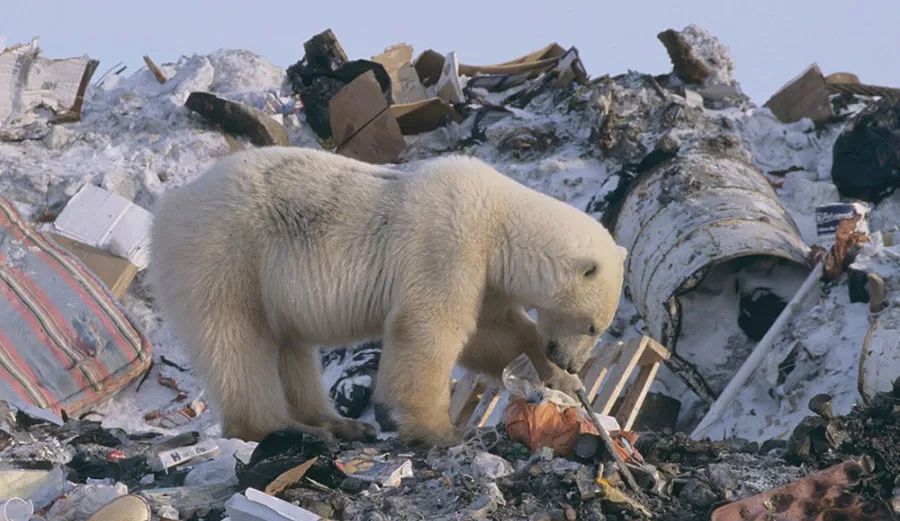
[0, 195, 152, 417]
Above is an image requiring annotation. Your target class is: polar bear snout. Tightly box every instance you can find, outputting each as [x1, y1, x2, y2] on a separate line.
[545, 340, 574, 373]
[546, 340, 587, 374]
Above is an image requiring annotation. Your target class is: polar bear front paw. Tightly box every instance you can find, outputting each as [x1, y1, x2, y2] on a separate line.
[326, 418, 379, 442]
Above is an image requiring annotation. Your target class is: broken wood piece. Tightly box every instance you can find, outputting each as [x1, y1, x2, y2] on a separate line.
[143, 55, 167, 84]
[763, 63, 833, 125]
[185, 92, 289, 147]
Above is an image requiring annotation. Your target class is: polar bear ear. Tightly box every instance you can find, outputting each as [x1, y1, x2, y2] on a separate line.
[578, 258, 599, 279]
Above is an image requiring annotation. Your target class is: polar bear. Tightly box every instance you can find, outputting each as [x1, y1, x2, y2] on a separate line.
[149, 147, 626, 446]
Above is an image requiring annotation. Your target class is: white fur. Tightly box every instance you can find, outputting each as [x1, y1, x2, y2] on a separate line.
[149, 147, 625, 445]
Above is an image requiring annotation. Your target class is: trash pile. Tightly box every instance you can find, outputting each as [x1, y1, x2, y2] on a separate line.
[1, 24, 899, 520]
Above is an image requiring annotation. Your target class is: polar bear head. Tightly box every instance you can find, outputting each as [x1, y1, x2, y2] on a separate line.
[534, 225, 627, 375]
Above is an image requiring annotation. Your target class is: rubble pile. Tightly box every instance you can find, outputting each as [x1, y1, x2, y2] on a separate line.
[1, 23, 899, 520]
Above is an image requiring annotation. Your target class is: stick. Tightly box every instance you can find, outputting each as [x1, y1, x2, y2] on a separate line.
[576, 388, 649, 506]
[690, 261, 824, 439]
[143, 55, 167, 84]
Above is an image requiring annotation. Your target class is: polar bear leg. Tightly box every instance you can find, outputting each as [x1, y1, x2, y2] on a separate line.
[278, 344, 378, 441]
[201, 319, 335, 443]
[374, 308, 474, 446]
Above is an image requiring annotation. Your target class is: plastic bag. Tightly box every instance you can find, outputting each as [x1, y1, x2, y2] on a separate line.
[501, 353, 580, 408]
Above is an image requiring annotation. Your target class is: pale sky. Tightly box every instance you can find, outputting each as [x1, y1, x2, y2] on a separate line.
[3, 0, 899, 104]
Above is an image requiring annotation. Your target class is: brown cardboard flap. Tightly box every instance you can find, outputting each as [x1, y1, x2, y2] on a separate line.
[334, 109, 405, 164]
[330, 71, 405, 163]
[329, 71, 389, 145]
[390, 98, 462, 135]
[48, 233, 137, 299]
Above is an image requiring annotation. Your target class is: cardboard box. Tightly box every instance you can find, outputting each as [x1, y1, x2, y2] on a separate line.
[329, 71, 406, 164]
[47, 233, 137, 299]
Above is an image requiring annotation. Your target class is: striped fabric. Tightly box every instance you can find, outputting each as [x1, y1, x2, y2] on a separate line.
[0, 195, 152, 417]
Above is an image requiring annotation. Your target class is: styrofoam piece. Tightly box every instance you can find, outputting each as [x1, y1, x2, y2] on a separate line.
[52, 184, 153, 270]
[225, 488, 320, 521]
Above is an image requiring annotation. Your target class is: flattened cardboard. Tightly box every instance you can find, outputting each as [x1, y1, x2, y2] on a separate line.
[390, 97, 462, 135]
[764, 63, 834, 125]
[48, 233, 137, 299]
[329, 71, 405, 164]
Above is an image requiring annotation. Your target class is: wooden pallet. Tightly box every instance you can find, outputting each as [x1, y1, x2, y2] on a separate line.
[449, 335, 670, 431]
[578, 335, 670, 431]
[449, 373, 508, 429]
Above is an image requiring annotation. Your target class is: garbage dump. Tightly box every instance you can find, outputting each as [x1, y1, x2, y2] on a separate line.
[1, 24, 899, 521]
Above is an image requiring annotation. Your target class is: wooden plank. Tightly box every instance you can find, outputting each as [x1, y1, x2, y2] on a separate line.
[580, 345, 621, 403]
[467, 385, 501, 428]
[449, 374, 482, 426]
[615, 362, 661, 431]
[638, 336, 671, 366]
[481, 390, 510, 427]
[593, 337, 648, 415]
[143, 55, 167, 84]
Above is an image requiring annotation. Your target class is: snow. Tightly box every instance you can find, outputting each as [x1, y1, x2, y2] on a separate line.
[1, 35, 898, 450]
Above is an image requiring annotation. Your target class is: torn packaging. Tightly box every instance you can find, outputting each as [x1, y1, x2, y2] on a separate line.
[0, 39, 99, 126]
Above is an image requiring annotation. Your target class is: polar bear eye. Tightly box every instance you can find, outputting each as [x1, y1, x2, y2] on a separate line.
[588, 323, 598, 335]
[583, 264, 597, 278]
